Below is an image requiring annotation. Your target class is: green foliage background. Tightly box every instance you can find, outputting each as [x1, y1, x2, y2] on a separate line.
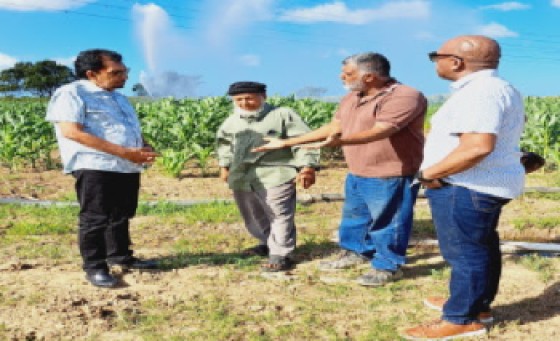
[0, 96, 558, 175]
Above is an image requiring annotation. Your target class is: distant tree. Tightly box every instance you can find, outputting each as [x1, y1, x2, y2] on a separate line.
[132, 82, 149, 97]
[0, 60, 74, 97]
[295, 86, 327, 99]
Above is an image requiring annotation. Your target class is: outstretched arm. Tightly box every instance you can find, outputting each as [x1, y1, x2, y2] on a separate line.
[253, 119, 341, 152]
[314, 121, 397, 148]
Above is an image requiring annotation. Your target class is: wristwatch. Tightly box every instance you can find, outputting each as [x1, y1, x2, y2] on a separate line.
[416, 170, 435, 183]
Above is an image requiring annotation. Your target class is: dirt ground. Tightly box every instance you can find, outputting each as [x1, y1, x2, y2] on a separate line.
[0, 164, 348, 202]
[1, 165, 559, 340]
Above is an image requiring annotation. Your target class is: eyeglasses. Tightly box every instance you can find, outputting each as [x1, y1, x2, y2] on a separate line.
[105, 67, 130, 76]
[428, 51, 464, 62]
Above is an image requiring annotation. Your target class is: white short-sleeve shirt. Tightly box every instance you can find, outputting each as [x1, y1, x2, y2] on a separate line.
[421, 70, 525, 198]
[46, 80, 143, 173]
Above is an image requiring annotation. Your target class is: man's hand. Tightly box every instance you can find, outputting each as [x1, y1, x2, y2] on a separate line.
[297, 167, 316, 189]
[417, 169, 444, 189]
[252, 137, 287, 152]
[122, 147, 159, 165]
[302, 132, 342, 149]
[220, 167, 229, 182]
[142, 141, 156, 152]
[419, 179, 444, 189]
[521, 152, 545, 174]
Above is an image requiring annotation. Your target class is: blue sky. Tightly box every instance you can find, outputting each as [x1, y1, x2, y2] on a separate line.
[0, 0, 559, 98]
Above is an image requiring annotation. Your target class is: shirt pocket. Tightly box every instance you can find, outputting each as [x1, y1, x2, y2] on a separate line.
[84, 108, 130, 144]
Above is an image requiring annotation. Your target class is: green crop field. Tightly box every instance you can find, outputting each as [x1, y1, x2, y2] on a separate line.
[0, 96, 558, 175]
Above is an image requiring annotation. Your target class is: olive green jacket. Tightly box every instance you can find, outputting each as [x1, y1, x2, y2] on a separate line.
[216, 104, 320, 191]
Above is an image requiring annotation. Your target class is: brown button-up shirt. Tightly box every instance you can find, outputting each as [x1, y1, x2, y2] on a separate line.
[335, 82, 427, 177]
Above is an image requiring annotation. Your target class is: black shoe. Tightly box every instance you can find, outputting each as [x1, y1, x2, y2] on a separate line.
[109, 257, 159, 270]
[86, 270, 118, 288]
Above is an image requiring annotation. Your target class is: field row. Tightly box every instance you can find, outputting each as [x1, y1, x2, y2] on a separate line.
[0, 96, 558, 176]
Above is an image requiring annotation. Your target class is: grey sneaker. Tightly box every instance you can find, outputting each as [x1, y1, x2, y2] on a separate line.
[356, 268, 403, 286]
[318, 250, 368, 271]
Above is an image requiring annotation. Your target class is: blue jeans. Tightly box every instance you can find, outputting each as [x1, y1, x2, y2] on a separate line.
[426, 185, 510, 324]
[338, 173, 418, 272]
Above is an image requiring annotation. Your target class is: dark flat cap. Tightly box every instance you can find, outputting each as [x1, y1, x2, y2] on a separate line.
[227, 81, 267, 96]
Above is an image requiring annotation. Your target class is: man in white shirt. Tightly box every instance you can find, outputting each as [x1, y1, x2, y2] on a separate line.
[402, 36, 525, 340]
[47, 49, 159, 288]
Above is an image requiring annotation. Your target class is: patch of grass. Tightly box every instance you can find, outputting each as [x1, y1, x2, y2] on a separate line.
[317, 283, 353, 297]
[295, 235, 338, 258]
[15, 241, 72, 260]
[136, 201, 241, 224]
[522, 192, 560, 201]
[117, 300, 259, 341]
[25, 292, 46, 305]
[512, 216, 560, 230]
[430, 266, 451, 281]
[7, 221, 74, 235]
[412, 219, 435, 238]
[158, 251, 261, 270]
[358, 318, 401, 341]
[519, 254, 556, 282]
[0, 323, 7, 341]
[59, 191, 77, 201]
[526, 171, 560, 187]
[0, 204, 77, 236]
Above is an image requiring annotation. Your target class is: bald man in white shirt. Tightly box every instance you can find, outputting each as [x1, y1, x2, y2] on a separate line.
[402, 36, 525, 340]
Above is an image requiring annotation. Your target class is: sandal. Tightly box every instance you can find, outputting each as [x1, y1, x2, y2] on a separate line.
[261, 255, 294, 272]
[242, 245, 269, 257]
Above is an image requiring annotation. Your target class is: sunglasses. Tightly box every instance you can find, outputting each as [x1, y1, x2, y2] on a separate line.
[428, 51, 464, 62]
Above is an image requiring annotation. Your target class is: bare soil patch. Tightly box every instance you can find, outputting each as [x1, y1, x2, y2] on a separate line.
[1, 166, 559, 340]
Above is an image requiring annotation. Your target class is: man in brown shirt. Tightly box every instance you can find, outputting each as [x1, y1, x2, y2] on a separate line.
[254, 52, 426, 285]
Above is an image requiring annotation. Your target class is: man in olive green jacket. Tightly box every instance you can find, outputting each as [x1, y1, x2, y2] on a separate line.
[217, 81, 320, 272]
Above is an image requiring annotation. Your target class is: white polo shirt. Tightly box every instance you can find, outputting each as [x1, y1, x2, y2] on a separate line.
[421, 69, 525, 199]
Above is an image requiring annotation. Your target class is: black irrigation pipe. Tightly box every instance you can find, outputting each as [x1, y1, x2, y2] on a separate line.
[1, 187, 559, 207]
[1, 189, 559, 255]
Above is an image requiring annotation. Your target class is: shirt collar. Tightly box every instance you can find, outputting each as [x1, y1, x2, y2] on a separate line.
[353, 79, 399, 104]
[239, 103, 273, 120]
[450, 69, 498, 91]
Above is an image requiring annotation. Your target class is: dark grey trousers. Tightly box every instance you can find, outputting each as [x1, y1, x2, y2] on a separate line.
[233, 181, 297, 257]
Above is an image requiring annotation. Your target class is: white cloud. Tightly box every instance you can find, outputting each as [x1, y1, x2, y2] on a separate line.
[140, 71, 201, 98]
[206, 0, 274, 46]
[475, 22, 518, 38]
[279, 0, 430, 25]
[480, 2, 531, 11]
[132, 3, 189, 72]
[0, 52, 17, 70]
[239, 54, 261, 67]
[0, 0, 95, 11]
[552, 0, 560, 8]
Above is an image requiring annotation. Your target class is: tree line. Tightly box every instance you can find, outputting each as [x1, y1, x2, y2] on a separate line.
[0, 60, 147, 98]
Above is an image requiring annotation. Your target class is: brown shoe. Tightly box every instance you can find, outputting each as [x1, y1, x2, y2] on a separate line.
[423, 296, 494, 324]
[402, 319, 486, 340]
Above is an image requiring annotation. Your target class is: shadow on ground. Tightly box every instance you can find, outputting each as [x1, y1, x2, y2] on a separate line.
[494, 280, 560, 324]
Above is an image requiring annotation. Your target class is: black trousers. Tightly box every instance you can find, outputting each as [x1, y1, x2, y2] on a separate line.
[73, 170, 140, 273]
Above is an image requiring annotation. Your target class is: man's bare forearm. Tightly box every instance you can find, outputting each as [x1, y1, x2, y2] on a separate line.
[58, 122, 157, 164]
[339, 123, 397, 146]
[284, 121, 340, 147]
[423, 133, 496, 179]
[61, 126, 127, 158]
